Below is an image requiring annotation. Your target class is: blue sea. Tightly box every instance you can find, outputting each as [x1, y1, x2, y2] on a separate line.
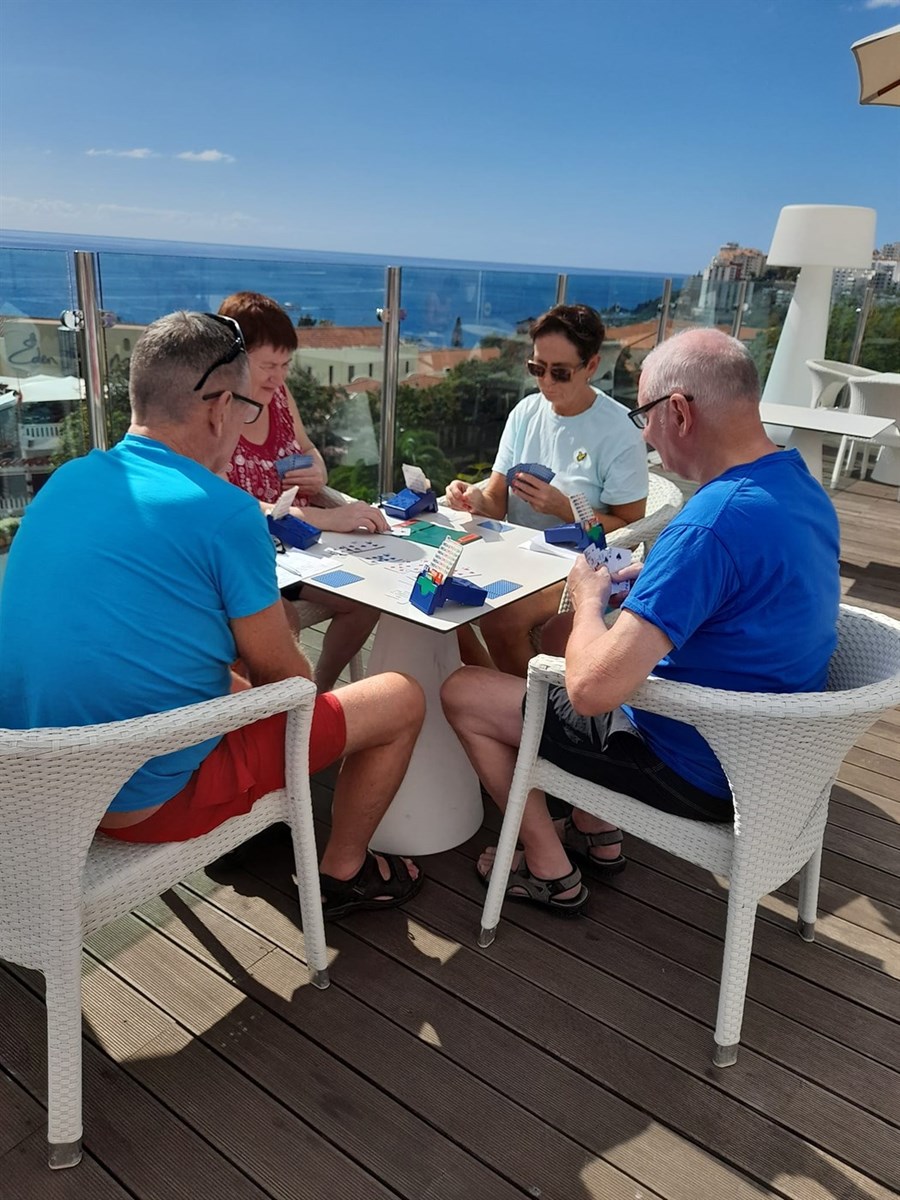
[0, 229, 685, 348]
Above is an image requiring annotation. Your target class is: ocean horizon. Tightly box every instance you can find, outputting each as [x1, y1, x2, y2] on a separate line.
[0, 227, 686, 347]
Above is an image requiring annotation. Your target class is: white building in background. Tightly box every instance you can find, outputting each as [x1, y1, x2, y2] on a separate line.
[696, 242, 767, 317]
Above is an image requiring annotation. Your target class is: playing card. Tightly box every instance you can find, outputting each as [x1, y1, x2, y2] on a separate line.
[341, 539, 381, 555]
[584, 545, 633, 596]
[484, 579, 521, 600]
[367, 551, 403, 564]
[270, 485, 299, 520]
[307, 569, 363, 589]
[275, 453, 314, 477]
[478, 519, 513, 533]
[506, 461, 555, 486]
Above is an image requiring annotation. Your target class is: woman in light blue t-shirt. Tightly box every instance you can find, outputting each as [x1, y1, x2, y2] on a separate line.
[445, 304, 648, 676]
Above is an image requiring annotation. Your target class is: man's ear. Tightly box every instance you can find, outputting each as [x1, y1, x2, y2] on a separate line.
[204, 390, 229, 435]
[671, 390, 693, 431]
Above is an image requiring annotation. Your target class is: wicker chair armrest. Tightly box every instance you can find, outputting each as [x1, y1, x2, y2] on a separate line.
[1, 676, 317, 761]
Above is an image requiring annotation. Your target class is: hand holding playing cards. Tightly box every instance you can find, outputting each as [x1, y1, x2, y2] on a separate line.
[568, 549, 642, 612]
[280, 455, 327, 497]
[510, 473, 569, 519]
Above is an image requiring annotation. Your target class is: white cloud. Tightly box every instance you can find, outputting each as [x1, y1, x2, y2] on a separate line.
[85, 147, 156, 159]
[863, 0, 900, 9]
[0, 193, 259, 235]
[176, 149, 236, 164]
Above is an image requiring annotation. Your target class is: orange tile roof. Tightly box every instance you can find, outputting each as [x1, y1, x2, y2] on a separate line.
[296, 326, 384, 349]
[417, 347, 501, 373]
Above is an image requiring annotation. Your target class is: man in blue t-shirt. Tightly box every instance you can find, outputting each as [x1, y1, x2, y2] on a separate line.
[442, 328, 840, 916]
[0, 311, 426, 920]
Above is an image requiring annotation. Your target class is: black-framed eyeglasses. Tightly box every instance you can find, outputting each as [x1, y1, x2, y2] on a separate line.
[192, 313, 246, 392]
[526, 358, 586, 384]
[200, 389, 264, 424]
[628, 391, 694, 429]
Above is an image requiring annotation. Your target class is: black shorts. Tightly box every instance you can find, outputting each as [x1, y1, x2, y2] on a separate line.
[537, 686, 733, 822]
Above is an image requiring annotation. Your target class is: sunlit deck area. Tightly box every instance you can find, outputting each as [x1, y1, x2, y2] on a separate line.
[2, 465, 898, 1200]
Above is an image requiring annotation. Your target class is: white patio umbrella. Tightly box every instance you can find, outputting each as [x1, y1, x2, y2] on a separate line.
[851, 23, 900, 106]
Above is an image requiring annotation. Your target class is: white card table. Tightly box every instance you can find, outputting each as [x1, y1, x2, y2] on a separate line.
[759, 402, 895, 482]
[276, 510, 571, 855]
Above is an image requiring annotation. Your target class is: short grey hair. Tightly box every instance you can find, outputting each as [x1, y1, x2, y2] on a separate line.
[639, 328, 759, 410]
[129, 311, 249, 423]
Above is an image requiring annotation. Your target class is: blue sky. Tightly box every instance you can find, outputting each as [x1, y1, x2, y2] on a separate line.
[0, 0, 897, 273]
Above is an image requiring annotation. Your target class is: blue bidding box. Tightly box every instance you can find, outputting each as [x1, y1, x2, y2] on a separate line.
[267, 513, 322, 551]
[381, 487, 438, 519]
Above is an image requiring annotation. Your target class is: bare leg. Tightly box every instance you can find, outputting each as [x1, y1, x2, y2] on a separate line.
[456, 623, 496, 669]
[440, 666, 577, 895]
[301, 585, 379, 693]
[539, 611, 574, 657]
[318, 671, 425, 883]
[478, 582, 565, 677]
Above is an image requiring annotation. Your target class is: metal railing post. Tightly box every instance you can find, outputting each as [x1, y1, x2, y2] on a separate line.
[377, 266, 402, 496]
[849, 281, 875, 365]
[730, 279, 748, 338]
[73, 251, 109, 451]
[654, 278, 673, 346]
[555, 274, 567, 306]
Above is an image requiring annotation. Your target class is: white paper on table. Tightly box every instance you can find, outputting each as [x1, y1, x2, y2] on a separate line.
[522, 532, 579, 561]
[276, 547, 327, 579]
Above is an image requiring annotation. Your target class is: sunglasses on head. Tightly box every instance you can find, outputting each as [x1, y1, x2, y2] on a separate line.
[192, 313, 247, 392]
[526, 359, 585, 384]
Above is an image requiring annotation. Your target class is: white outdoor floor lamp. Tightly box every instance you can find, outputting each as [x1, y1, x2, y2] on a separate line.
[761, 205, 876, 409]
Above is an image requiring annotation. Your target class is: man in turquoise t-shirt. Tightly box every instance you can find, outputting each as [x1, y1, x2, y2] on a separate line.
[441, 328, 840, 916]
[0, 311, 426, 920]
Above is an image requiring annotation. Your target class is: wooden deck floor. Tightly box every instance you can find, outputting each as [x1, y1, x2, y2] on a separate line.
[2, 470, 899, 1200]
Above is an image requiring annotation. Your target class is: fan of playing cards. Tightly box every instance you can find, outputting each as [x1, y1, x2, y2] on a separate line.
[506, 462, 555, 485]
[584, 543, 633, 596]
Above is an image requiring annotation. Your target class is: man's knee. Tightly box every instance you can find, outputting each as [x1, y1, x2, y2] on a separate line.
[381, 671, 426, 731]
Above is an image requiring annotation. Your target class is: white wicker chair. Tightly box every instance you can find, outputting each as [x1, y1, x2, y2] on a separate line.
[478, 604, 900, 1067]
[0, 677, 328, 1169]
[805, 359, 877, 410]
[292, 486, 365, 681]
[830, 372, 900, 491]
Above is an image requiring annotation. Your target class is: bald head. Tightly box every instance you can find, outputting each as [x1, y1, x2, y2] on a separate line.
[640, 328, 760, 414]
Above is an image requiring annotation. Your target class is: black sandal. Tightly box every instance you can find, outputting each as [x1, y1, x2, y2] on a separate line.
[320, 851, 424, 920]
[478, 858, 588, 918]
[561, 815, 627, 878]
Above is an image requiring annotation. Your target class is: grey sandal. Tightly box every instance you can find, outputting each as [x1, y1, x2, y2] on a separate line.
[478, 858, 588, 917]
[561, 815, 627, 878]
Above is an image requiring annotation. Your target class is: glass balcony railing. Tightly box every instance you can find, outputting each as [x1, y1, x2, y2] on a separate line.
[0, 236, 896, 570]
[0, 248, 81, 582]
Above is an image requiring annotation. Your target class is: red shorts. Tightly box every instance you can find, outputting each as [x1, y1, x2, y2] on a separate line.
[103, 692, 346, 843]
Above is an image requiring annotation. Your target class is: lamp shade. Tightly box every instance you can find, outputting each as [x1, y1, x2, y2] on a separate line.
[766, 205, 876, 268]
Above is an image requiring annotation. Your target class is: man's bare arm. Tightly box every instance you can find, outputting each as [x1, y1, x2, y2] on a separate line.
[563, 557, 672, 715]
[231, 600, 313, 687]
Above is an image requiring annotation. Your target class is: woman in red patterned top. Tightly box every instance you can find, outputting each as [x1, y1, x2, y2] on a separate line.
[220, 292, 383, 693]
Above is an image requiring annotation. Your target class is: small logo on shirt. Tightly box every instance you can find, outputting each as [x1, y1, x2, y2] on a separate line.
[574, 448, 590, 465]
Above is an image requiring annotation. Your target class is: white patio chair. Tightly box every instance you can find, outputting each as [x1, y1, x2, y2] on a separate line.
[478, 604, 900, 1067]
[0, 676, 328, 1170]
[805, 359, 877, 410]
[830, 372, 900, 492]
[292, 485, 365, 681]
